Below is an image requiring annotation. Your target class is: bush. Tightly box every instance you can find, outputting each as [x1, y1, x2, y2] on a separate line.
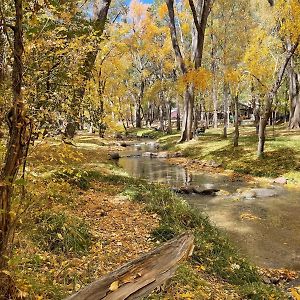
[33, 211, 91, 255]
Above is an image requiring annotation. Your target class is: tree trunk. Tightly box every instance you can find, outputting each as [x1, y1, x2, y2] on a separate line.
[233, 95, 239, 147]
[210, 19, 218, 129]
[167, 101, 172, 134]
[166, 0, 212, 142]
[176, 100, 181, 131]
[288, 60, 300, 129]
[0, 0, 31, 298]
[257, 37, 300, 156]
[135, 101, 142, 128]
[223, 83, 229, 138]
[257, 114, 268, 157]
[179, 85, 193, 142]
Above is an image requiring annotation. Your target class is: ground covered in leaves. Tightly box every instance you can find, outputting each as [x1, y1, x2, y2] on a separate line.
[1, 133, 297, 299]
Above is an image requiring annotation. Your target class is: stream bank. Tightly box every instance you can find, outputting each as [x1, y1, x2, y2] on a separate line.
[116, 140, 300, 272]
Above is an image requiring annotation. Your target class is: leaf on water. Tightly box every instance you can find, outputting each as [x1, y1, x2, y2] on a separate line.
[109, 281, 119, 292]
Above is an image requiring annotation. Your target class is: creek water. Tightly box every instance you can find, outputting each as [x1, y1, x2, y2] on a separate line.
[118, 142, 300, 271]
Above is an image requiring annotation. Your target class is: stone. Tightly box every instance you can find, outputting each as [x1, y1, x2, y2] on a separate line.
[174, 151, 183, 157]
[246, 188, 278, 198]
[109, 152, 120, 160]
[241, 190, 257, 199]
[157, 152, 169, 158]
[273, 177, 287, 184]
[208, 160, 222, 168]
[142, 152, 157, 158]
[171, 186, 219, 196]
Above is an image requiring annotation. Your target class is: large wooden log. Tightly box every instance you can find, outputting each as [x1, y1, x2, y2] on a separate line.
[66, 232, 194, 300]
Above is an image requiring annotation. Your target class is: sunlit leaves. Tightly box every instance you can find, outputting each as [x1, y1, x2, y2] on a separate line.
[177, 68, 211, 93]
[275, 0, 300, 44]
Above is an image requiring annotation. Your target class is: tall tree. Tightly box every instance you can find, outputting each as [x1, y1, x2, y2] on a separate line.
[0, 0, 31, 297]
[166, 0, 212, 142]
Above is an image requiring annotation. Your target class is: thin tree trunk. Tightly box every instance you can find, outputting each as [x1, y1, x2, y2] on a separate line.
[167, 101, 172, 134]
[233, 95, 239, 147]
[223, 83, 229, 138]
[210, 17, 218, 128]
[176, 99, 181, 131]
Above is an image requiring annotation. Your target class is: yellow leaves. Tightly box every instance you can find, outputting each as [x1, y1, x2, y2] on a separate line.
[158, 3, 168, 20]
[275, 0, 300, 43]
[291, 288, 300, 300]
[178, 68, 211, 93]
[129, 0, 149, 25]
[181, 23, 190, 35]
[240, 213, 260, 221]
[109, 280, 119, 291]
[180, 292, 194, 299]
[196, 265, 206, 271]
[243, 28, 276, 89]
[224, 69, 241, 85]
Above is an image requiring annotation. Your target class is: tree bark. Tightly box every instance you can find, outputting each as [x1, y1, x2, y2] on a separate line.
[288, 58, 300, 129]
[233, 95, 239, 147]
[176, 99, 181, 131]
[0, 0, 31, 298]
[223, 83, 229, 138]
[66, 233, 194, 300]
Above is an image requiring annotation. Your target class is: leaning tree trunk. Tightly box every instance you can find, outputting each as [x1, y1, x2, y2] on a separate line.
[0, 0, 31, 298]
[257, 37, 300, 157]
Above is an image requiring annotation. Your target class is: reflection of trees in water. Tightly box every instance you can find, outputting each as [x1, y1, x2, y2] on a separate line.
[120, 157, 194, 187]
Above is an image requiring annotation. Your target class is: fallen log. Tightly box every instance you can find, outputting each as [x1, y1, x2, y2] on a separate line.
[66, 232, 194, 300]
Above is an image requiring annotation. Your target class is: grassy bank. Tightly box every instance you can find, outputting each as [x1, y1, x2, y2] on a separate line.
[158, 125, 300, 180]
[1, 135, 289, 299]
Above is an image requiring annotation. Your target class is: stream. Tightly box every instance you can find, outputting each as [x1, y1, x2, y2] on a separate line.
[118, 141, 300, 271]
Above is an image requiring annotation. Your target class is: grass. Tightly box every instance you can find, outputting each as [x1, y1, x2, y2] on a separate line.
[32, 211, 92, 255]
[96, 173, 287, 299]
[3, 131, 291, 299]
[166, 125, 300, 179]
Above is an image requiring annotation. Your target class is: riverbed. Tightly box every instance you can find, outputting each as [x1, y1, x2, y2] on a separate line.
[118, 141, 300, 271]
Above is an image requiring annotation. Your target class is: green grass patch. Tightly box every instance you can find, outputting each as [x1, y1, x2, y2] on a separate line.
[32, 211, 92, 255]
[170, 126, 300, 178]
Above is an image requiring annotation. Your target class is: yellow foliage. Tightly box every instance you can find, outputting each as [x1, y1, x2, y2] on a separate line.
[181, 23, 190, 35]
[178, 68, 211, 92]
[275, 0, 300, 43]
[158, 3, 168, 20]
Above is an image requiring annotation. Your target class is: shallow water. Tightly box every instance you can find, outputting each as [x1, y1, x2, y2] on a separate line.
[118, 142, 300, 270]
